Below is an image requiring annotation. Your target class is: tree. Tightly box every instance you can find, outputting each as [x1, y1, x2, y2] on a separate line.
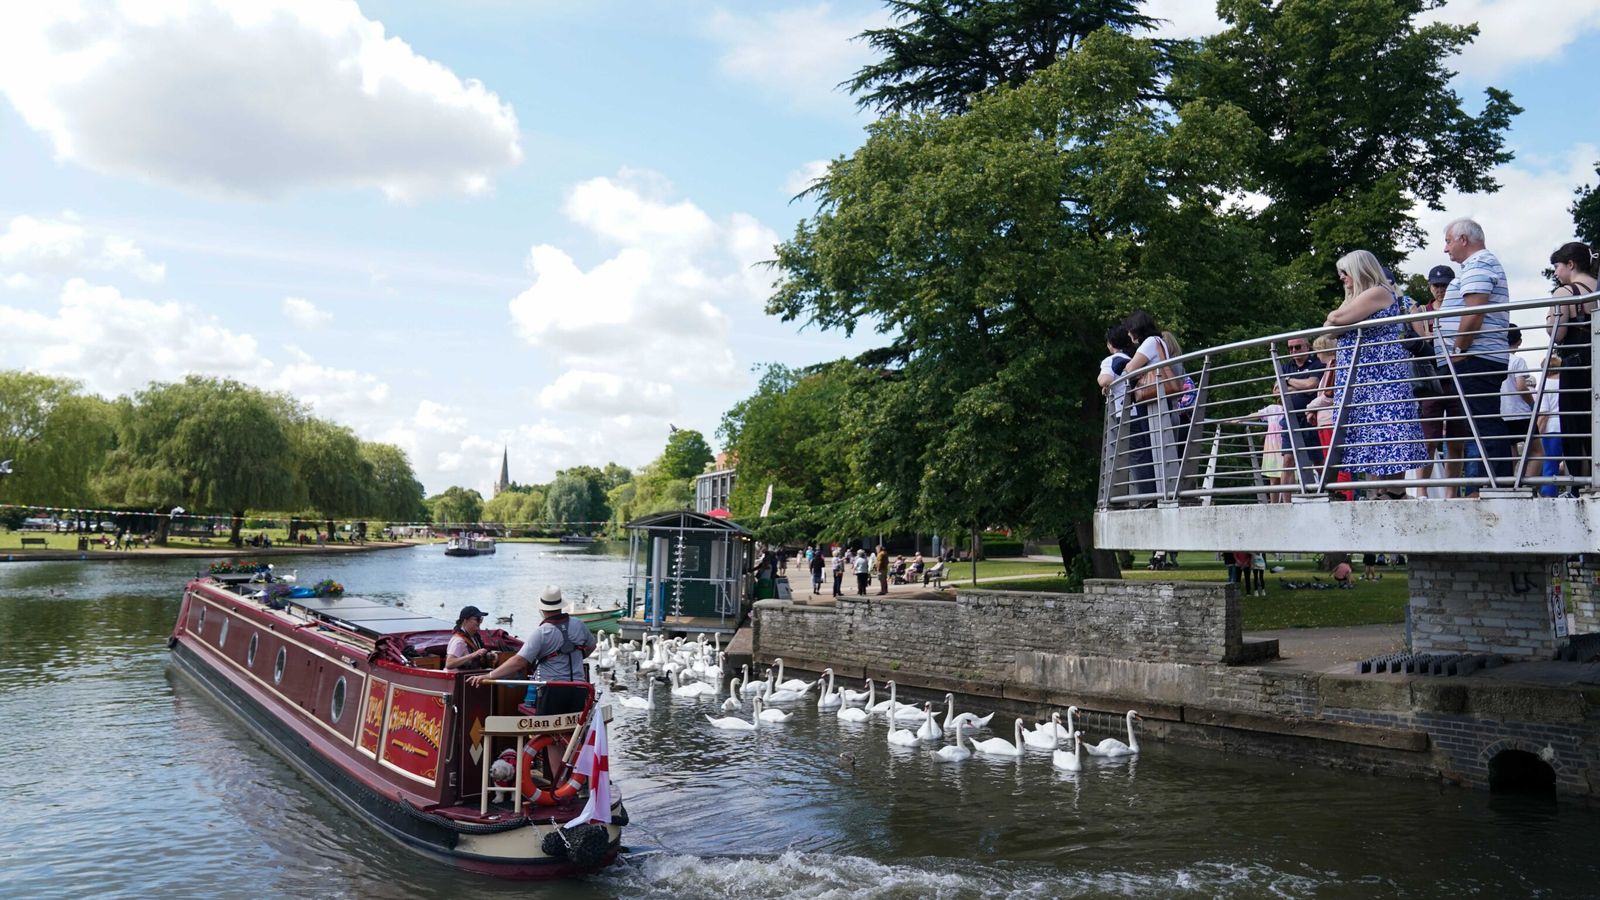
[658, 429, 713, 480]
[1573, 161, 1600, 247]
[483, 486, 545, 530]
[0, 371, 115, 509]
[601, 462, 633, 491]
[293, 418, 375, 536]
[771, 31, 1262, 576]
[544, 469, 608, 532]
[429, 486, 483, 525]
[360, 442, 427, 522]
[97, 376, 296, 544]
[846, 0, 1157, 115]
[1176, 0, 1519, 283]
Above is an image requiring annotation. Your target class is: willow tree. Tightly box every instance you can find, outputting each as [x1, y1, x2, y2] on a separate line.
[770, 31, 1262, 576]
[361, 442, 427, 523]
[0, 371, 115, 514]
[294, 417, 375, 538]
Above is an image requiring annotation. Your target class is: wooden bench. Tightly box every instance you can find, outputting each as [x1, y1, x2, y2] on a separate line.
[20, 537, 48, 548]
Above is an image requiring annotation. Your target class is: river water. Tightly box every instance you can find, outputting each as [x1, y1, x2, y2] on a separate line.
[2, 544, 1597, 898]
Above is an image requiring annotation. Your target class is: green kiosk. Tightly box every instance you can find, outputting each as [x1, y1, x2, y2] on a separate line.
[620, 509, 755, 639]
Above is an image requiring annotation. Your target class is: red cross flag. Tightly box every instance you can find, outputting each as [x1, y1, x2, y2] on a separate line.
[568, 711, 611, 825]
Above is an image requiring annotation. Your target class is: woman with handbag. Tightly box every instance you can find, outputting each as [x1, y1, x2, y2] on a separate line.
[1121, 310, 1187, 502]
[1547, 241, 1596, 489]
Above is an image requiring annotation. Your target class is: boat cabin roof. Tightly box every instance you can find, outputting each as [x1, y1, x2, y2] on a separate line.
[205, 577, 453, 639]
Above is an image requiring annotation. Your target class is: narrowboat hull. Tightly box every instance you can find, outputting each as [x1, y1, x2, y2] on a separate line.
[167, 577, 622, 878]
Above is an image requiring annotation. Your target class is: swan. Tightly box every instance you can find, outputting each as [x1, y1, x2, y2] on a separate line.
[837, 681, 873, 723]
[816, 669, 842, 710]
[1037, 707, 1075, 741]
[914, 702, 943, 741]
[1052, 731, 1084, 772]
[772, 658, 812, 692]
[934, 728, 972, 763]
[971, 719, 1026, 758]
[705, 707, 757, 731]
[739, 664, 768, 696]
[943, 693, 996, 732]
[1023, 712, 1064, 749]
[754, 697, 792, 724]
[762, 669, 808, 704]
[721, 678, 741, 711]
[841, 679, 873, 706]
[887, 713, 920, 747]
[618, 681, 654, 710]
[670, 669, 711, 699]
[1084, 710, 1142, 757]
[871, 680, 917, 718]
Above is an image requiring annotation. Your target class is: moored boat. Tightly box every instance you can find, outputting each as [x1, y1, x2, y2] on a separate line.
[573, 604, 624, 634]
[558, 534, 596, 545]
[446, 534, 497, 557]
[167, 572, 626, 878]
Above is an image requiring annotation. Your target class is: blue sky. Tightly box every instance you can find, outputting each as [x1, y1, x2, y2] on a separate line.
[1, 1, 1596, 495]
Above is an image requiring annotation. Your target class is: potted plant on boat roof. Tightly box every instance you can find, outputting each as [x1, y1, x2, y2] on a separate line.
[313, 578, 344, 597]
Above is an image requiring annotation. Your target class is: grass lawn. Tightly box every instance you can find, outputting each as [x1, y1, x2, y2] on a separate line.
[981, 556, 1409, 631]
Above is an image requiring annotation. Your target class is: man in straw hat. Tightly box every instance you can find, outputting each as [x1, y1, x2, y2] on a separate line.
[469, 585, 595, 715]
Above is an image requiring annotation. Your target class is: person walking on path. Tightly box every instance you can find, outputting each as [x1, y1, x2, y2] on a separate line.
[830, 547, 844, 597]
[809, 549, 824, 596]
[853, 549, 871, 596]
[1435, 218, 1515, 481]
[875, 545, 890, 595]
[1323, 250, 1428, 486]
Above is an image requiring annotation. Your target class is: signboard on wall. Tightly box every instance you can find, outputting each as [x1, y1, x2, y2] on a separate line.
[381, 686, 446, 784]
[1550, 561, 1570, 640]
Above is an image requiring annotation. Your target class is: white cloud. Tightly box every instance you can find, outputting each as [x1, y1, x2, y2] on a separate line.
[1144, 0, 1223, 40]
[281, 296, 332, 328]
[1422, 0, 1600, 77]
[0, 214, 165, 283]
[508, 170, 779, 404]
[784, 159, 830, 196]
[1402, 144, 1597, 306]
[0, 0, 522, 200]
[0, 278, 267, 395]
[538, 370, 675, 414]
[273, 360, 388, 419]
[706, 3, 888, 111]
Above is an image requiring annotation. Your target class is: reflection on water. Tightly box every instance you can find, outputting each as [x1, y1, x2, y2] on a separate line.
[1, 545, 1595, 898]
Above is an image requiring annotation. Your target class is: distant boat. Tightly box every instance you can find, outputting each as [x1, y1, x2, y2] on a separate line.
[445, 534, 496, 557]
[558, 534, 597, 545]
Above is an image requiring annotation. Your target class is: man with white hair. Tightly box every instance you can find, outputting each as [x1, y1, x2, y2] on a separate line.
[1436, 217, 1514, 482]
[470, 585, 595, 713]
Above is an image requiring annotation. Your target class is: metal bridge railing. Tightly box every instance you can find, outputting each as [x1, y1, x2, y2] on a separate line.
[1099, 290, 1598, 509]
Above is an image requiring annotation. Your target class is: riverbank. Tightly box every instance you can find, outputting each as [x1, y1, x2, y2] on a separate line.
[0, 540, 418, 563]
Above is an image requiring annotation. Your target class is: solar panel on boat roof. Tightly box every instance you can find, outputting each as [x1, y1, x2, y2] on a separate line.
[286, 595, 451, 636]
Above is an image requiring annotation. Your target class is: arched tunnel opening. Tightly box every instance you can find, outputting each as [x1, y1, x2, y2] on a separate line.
[1488, 749, 1556, 795]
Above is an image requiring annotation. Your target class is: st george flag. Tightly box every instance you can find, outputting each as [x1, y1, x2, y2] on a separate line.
[567, 711, 612, 826]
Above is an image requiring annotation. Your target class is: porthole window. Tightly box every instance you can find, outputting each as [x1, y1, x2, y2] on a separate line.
[218, 617, 229, 648]
[274, 647, 287, 685]
[247, 633, 259, 666]
[197, 607, 206, 633]
[331, 677, 348, 722]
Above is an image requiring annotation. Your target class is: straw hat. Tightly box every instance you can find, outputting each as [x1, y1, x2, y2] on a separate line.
[538, 585, 566, 613]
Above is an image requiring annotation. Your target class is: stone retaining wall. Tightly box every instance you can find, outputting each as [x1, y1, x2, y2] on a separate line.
[1408, 553, 1566, 658]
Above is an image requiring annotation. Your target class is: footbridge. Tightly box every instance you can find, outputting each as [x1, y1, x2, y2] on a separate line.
[1095, 289, 1598, 660]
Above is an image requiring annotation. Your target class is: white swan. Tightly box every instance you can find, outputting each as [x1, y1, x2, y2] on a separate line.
[971, 719, 1026, 757]
[618, 681, 654, 710]
[841, 678, 873, 706]
[721, 678, 741, 712]
[754, 697, 792, 723]
[670, 669, 711, 699]
[816, 669, 842, 710]
[934, 727, 972, 762]
[942, 693, 995, 732]
[1052, 731, 1084, 772]
[739, 664, 768, 697]
[1037, 707, 1075, 741]
[772, 658, 811, 692]
[705, 706, 756, 731]
[837, 680, 873, 723]
[887, 713, 920, 747]
[871, 680, 917, 718]
[762, 669, 808, 704]
[914, 702, 943, 741]
[1023, 712, 1063, 749]
[1084, 710, 1142, 757]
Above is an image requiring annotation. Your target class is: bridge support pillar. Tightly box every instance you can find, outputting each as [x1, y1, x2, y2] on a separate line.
[1408, 554, 1566, 659]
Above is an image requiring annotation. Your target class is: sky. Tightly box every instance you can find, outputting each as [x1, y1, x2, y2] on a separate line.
[1, 0, 1597, 496]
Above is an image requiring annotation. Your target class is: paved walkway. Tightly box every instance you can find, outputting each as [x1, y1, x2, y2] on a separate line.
[1248, 623, 1405, 673]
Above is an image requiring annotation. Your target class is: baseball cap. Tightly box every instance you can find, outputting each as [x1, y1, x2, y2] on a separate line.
[1426, 265, 1454, 285]
[456, 605, 487, 626]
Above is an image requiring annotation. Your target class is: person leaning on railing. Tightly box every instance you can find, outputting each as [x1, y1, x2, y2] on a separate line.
[1547, 240, 1597, 489]
[1436, 218, 1515, 481]
[1411, 265, 1469, 498]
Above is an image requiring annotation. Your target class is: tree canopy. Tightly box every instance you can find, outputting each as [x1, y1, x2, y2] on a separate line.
[0, 372, 115, 507]
[658, 428, 714, 480]
[429, 486, 484, 525]
[1573, 161, 1600, 248]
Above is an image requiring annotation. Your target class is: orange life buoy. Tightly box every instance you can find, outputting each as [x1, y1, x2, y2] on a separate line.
[517, 734, 589, 806]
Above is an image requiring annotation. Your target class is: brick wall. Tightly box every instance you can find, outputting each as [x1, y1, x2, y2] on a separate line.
[1408, 553, 1565, 658]
[1569, 555, 1600, 634]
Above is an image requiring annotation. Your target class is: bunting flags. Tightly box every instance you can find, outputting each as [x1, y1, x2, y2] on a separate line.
[567, 712, 612, 826]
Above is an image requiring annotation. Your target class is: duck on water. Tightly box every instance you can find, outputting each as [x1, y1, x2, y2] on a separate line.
[166, 570, 626, 879]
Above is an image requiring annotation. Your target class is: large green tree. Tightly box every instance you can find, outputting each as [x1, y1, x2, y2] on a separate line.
[846, 0, 1157, 115]
[1176, 0, 1519, 283]
[97, 377, 297, 544]
[1573, 162, 1600, 247]
[771, 31, 1261, 575]
[293, 417, 375, 536]
[482, 485, 546, 531]
[544, 467, 610, 532]
[360, 442, 427, 522]
[429, 486, 484, 525]
[0, 371, 115, 511]
[658, 429, 714, 480]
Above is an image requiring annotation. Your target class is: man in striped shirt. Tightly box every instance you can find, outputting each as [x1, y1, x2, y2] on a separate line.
[1436, 217, 1514, 480]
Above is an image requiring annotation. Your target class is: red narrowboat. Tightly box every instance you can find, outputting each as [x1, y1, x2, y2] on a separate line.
[167, 573, 626, 878]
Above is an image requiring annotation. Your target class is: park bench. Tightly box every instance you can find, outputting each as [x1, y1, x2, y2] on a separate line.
[922, 562, 946, 589]
[20, 537, 48, 548]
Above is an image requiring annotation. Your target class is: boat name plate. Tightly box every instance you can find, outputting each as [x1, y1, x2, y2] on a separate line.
[484, 712, 583, 735]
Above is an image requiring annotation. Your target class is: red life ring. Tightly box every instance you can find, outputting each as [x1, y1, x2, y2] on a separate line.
[517, 734, 588, 806]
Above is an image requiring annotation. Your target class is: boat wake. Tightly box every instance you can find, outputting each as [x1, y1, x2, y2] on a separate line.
[600, 850, 1327, 899]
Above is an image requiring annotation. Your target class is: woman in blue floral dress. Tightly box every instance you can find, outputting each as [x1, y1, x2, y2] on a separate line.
[1322, 250, 1428, 480]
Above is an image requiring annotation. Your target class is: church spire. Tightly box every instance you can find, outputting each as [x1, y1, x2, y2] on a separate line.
[494, 447, 510, 497]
